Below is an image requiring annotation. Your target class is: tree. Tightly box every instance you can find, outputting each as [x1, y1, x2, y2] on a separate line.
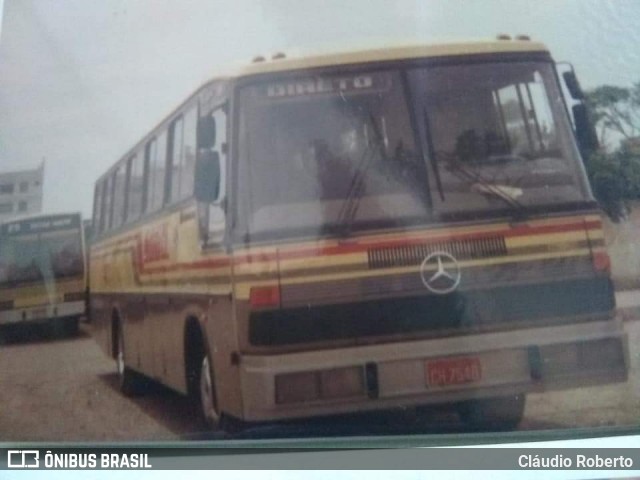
[585, 83, 640, 149]
[585, 144, 640, 221]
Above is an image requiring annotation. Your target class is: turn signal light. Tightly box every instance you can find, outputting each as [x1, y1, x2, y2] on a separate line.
[249, 285, 280, 309]
[592, 250, 611, 273]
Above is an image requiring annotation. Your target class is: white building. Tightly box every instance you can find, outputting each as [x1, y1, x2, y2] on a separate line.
[0, 162, 44, 223]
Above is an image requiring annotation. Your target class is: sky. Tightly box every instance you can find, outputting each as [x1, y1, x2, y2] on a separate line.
[0, 0, 639, 218]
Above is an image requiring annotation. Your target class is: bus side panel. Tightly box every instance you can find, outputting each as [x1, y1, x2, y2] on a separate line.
[148, 296, 205, 394]
[205, 293, 243, 419]
[89, 292, 114, 359]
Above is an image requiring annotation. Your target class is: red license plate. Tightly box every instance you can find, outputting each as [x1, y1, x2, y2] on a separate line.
[426, 356, 482, 387]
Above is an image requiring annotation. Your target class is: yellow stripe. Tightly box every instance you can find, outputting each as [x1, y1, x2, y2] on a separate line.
[505, 230, 586, 248]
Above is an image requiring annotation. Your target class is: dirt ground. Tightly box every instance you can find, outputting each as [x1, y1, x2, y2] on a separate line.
[0, 324, 199, 441]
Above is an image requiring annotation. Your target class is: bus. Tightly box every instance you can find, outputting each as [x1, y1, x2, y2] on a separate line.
[0, 213, 87, 337]
[89, 37, 628, 431]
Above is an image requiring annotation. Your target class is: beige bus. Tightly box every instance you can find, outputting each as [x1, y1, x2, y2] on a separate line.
[89, 38, 628, 432]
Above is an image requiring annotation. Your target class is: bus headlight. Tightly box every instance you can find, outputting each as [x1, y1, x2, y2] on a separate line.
[275, 366, 365, 405]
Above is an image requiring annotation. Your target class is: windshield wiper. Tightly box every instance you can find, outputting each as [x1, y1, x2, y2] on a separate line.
[422, 107, 445, 201]
[335, 113, 387, 236]
[444, 158, 529, 220]
[421, 105, 527, 219]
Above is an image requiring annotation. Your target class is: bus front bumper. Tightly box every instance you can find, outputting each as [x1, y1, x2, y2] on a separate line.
[238, 319, 628, 422]
[0, 301, 85, 326]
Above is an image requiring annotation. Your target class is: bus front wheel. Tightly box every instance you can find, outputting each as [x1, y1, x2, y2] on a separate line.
[198, 351, 220, 429]
[457, 394, 525, 431]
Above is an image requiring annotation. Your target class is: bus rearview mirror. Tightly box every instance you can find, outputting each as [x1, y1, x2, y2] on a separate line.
[572, 103, 599, 159]
[563, 71, 585, 100]
[197, 116, 216, 149]
[194, 151, 220, 203]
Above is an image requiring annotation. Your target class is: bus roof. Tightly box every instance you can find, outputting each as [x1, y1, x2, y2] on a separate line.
[231, 39, 549, 78]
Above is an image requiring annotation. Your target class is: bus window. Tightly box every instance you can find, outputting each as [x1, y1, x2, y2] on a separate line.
[238, 70, 425, 238]
[97, 179, 107, 234]
[153, 131, 167, 211]
[111, 162, 127, 228]
[410, 62, 588, 217]
[103, 175, 113, 232]
[200, 106, 228, 202]
[167, 116, 184, 203]
[181, 107, 198, 199]
[126, 153, 144, 223]
[93, 182, 103, 234]
[167, 107, 198, 204]
[145, 136, 167, 213]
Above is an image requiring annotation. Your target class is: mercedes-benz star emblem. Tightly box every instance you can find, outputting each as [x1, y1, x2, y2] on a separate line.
[419, 251, 461, 295]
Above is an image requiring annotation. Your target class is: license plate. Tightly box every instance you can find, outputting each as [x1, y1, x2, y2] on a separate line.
[426, 356, 482, 387]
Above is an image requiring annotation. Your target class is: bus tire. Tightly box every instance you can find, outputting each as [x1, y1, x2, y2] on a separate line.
[457, 394, 525, 431]
[64, 317, 79, 336]
[198, 349, 221, 430]
[115, 323, 147, 396]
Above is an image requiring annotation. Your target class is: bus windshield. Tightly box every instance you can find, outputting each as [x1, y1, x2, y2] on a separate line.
[237, 61, 591, 240]
[0, 229, 84, 287]
[410, 61, 591, 217]
[237, 70, 429, 239]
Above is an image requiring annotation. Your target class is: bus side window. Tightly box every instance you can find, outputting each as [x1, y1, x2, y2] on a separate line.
[103, 175, 113, 232]
[165, 106, 197, 204]
[99, 179, 108, 234]
[111, 162, 127, 228]
[166, 116, 184, 204]
[211, 107, 228, 200]
[144, 135, 167, 213]
[181, 107, 198, 200]
[126, 153, 144, 223]
[108, 170, 118, 230]
[202, 107, 227, 202]
[93, 182, 103, 234]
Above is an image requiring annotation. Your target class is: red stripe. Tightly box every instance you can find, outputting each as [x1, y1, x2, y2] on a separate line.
[142, 257, 231, 274]
[230, 219, 602, 265]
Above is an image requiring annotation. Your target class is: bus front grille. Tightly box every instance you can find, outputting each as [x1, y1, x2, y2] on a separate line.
[367, 236, 507, 269]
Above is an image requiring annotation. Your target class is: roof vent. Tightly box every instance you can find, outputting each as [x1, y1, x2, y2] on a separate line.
[252, 55, 266, 63]
[496, 34, 511, 41]
[515, 34, 531, 41]
[272, 52, 286, 60]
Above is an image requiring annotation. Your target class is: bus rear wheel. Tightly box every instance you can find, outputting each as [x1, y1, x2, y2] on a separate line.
[457, 394, 525, 431]
[115, 325, 147, 396]
[198, 352, 220, 429]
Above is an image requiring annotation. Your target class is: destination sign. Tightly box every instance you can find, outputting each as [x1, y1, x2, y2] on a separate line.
[260, 73, 391, 99]
[1, 214, 81, 236]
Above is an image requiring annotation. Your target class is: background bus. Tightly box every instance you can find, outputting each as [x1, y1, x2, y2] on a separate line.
[0, 213, 87, 337]
[90, 38, 627, 432]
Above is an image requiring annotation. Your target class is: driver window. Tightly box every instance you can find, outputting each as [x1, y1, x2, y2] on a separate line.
[201, 106, 227, 202]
